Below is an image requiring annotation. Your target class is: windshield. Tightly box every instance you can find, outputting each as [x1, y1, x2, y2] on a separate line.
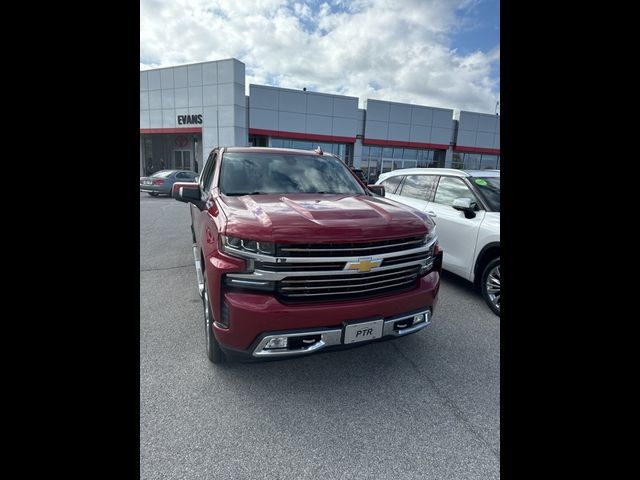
[150, 170, 174, 178]
[470, 176, 500, 211]
[219, 153, 366, 195]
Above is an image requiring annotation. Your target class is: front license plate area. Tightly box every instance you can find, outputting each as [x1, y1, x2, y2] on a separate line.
[343, 319, 384, 344]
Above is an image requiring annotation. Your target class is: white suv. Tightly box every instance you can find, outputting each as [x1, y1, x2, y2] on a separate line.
[376, 168, 500, 316]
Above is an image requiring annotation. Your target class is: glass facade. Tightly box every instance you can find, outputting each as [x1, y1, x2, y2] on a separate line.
[269, 137, 354, 166]
[452, 152, 500, 170]
[360, 145, 445, 184]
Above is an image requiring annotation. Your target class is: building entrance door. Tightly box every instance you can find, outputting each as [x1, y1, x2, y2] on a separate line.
[173, 150, 191, 170]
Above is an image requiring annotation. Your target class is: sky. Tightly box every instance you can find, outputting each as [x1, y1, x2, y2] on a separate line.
[140, 0, 499, 114]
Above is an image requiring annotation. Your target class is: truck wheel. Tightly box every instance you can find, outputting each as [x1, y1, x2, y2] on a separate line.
[202, 277, 226, 364]
[481, 257, 500, 316]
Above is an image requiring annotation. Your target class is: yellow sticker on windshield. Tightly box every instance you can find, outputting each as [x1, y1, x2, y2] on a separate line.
[475, 179, 488, 186]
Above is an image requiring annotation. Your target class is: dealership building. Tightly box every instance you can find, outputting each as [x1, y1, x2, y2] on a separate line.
[140, 58, 500, 182]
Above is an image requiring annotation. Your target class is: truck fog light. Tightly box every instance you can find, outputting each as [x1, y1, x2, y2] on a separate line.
[264, 337, 288, 349]
[413, 313, 425, 324]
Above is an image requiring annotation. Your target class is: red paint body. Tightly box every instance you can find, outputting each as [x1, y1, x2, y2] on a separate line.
[181, 147, 442, 357]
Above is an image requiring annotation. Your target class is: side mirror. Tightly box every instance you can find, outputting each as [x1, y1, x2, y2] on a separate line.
[173, 182, 205, 210]
[368, 184, 385, 197]
[452, 197, 478, 218]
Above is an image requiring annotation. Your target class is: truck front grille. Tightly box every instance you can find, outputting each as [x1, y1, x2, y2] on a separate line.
[276, 235, 426, 257]
[277, 265, 421, 302]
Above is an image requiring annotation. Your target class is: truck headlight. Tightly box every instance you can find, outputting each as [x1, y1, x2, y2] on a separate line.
[425, 226, 437, 245]
[220, 235, 275, 257]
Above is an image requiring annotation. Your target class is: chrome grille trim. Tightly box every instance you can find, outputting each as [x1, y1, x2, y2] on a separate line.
[280, 267, 418, 284]
[280, 272, 418, 291]
[278, 236, 426, 255]
[226, 259, 431, 282]
[279, 279, 418, 298]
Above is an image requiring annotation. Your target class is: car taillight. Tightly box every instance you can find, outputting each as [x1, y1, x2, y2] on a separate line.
[152, 179, 165, 185]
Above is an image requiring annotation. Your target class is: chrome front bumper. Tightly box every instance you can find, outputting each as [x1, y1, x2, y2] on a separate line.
[252, 308, 432, 357]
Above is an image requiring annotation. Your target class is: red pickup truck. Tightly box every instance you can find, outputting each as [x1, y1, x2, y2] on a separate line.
[173, 147, 442, 363]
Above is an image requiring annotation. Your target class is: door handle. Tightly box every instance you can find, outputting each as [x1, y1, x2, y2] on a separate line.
[426, 211, 437, 217]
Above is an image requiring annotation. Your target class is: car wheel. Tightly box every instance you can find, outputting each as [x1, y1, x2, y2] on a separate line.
[481, 257, 500, 316]
[148, 192, 159, 197]
[202, 276, 226, 364]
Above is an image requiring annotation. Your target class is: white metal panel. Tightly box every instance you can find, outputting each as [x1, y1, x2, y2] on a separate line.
[456, 130, 476, 146]
[174, 88, 188, 108]
[306, 114, 332, 135]
[477, 114, 498, 133]
[203, 127, 219, 149]
[188, 64, 203, 86]
[174, 66, 188, 88]
[333, 96, 358, 118]
[410, 107, 433, 126]
[217, 84, 235, 105]
[249, 85, 278, 110]
[493, 133, 500, 149]
[233, 105, 246, 128]
[140, 91, 149, 110]
[203, 107, 219, 127]
[432, 109, 453, 128]
[203, 62, 218, 85]
[279, 111, 306, 133]
[234, 127, 248, 146]
[234, 85, 245, 106]
[389, 104, 412, 124]
[162, 109, 176, 128]
[388, 122, 410, 142]
[148, 70, 161, 90]
[307, 93, 333, 116]
[140, 110, 150, 128]
[160, 69, 174, 89]
[148, 90, 162, 110]
[218, 126, 235, 146]
[366, 100, 390, 122]
[458, 111, 479, 131]
[140, 71, 148, 91]
[233, 60, 245, 84]
[161, 89, 175, 109]
[409, 125, 430, 142]
[364, 120, 388, 139]
[476, 131, 494, 148]
[149, 109, 162, 128]
[495, 118, 500, 134]
[217, 105, 235, 127]
[332, 117, 357, 137]
[202, 85, 218, 106]
[217, 59, 235, 84]
[250, 107, 278, 129]
[430, 127, 452, 145]
[279, 90, 306, 113]
[188, 86, 203, 107]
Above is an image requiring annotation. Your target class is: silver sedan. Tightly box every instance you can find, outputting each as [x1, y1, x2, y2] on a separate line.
[140, 170, 198, 196]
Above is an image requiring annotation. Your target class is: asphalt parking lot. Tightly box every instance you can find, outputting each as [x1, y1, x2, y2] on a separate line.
[140, 192, 500, 480]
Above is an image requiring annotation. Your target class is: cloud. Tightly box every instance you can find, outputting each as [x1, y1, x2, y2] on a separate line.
[140, 0, 499, 113]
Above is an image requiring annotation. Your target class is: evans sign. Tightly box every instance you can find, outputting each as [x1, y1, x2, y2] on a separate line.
[177, 114, 203, 125]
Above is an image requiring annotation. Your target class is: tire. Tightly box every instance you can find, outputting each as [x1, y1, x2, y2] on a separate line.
[481, 257, 500, 316]
[148, 192, 159, 197]
[202, 277, 226, 364]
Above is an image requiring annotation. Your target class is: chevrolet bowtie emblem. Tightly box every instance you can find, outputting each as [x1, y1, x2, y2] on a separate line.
[345, 258, 383, 273]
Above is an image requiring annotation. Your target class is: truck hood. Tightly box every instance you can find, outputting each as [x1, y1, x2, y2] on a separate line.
[219, 193, 431, 242]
